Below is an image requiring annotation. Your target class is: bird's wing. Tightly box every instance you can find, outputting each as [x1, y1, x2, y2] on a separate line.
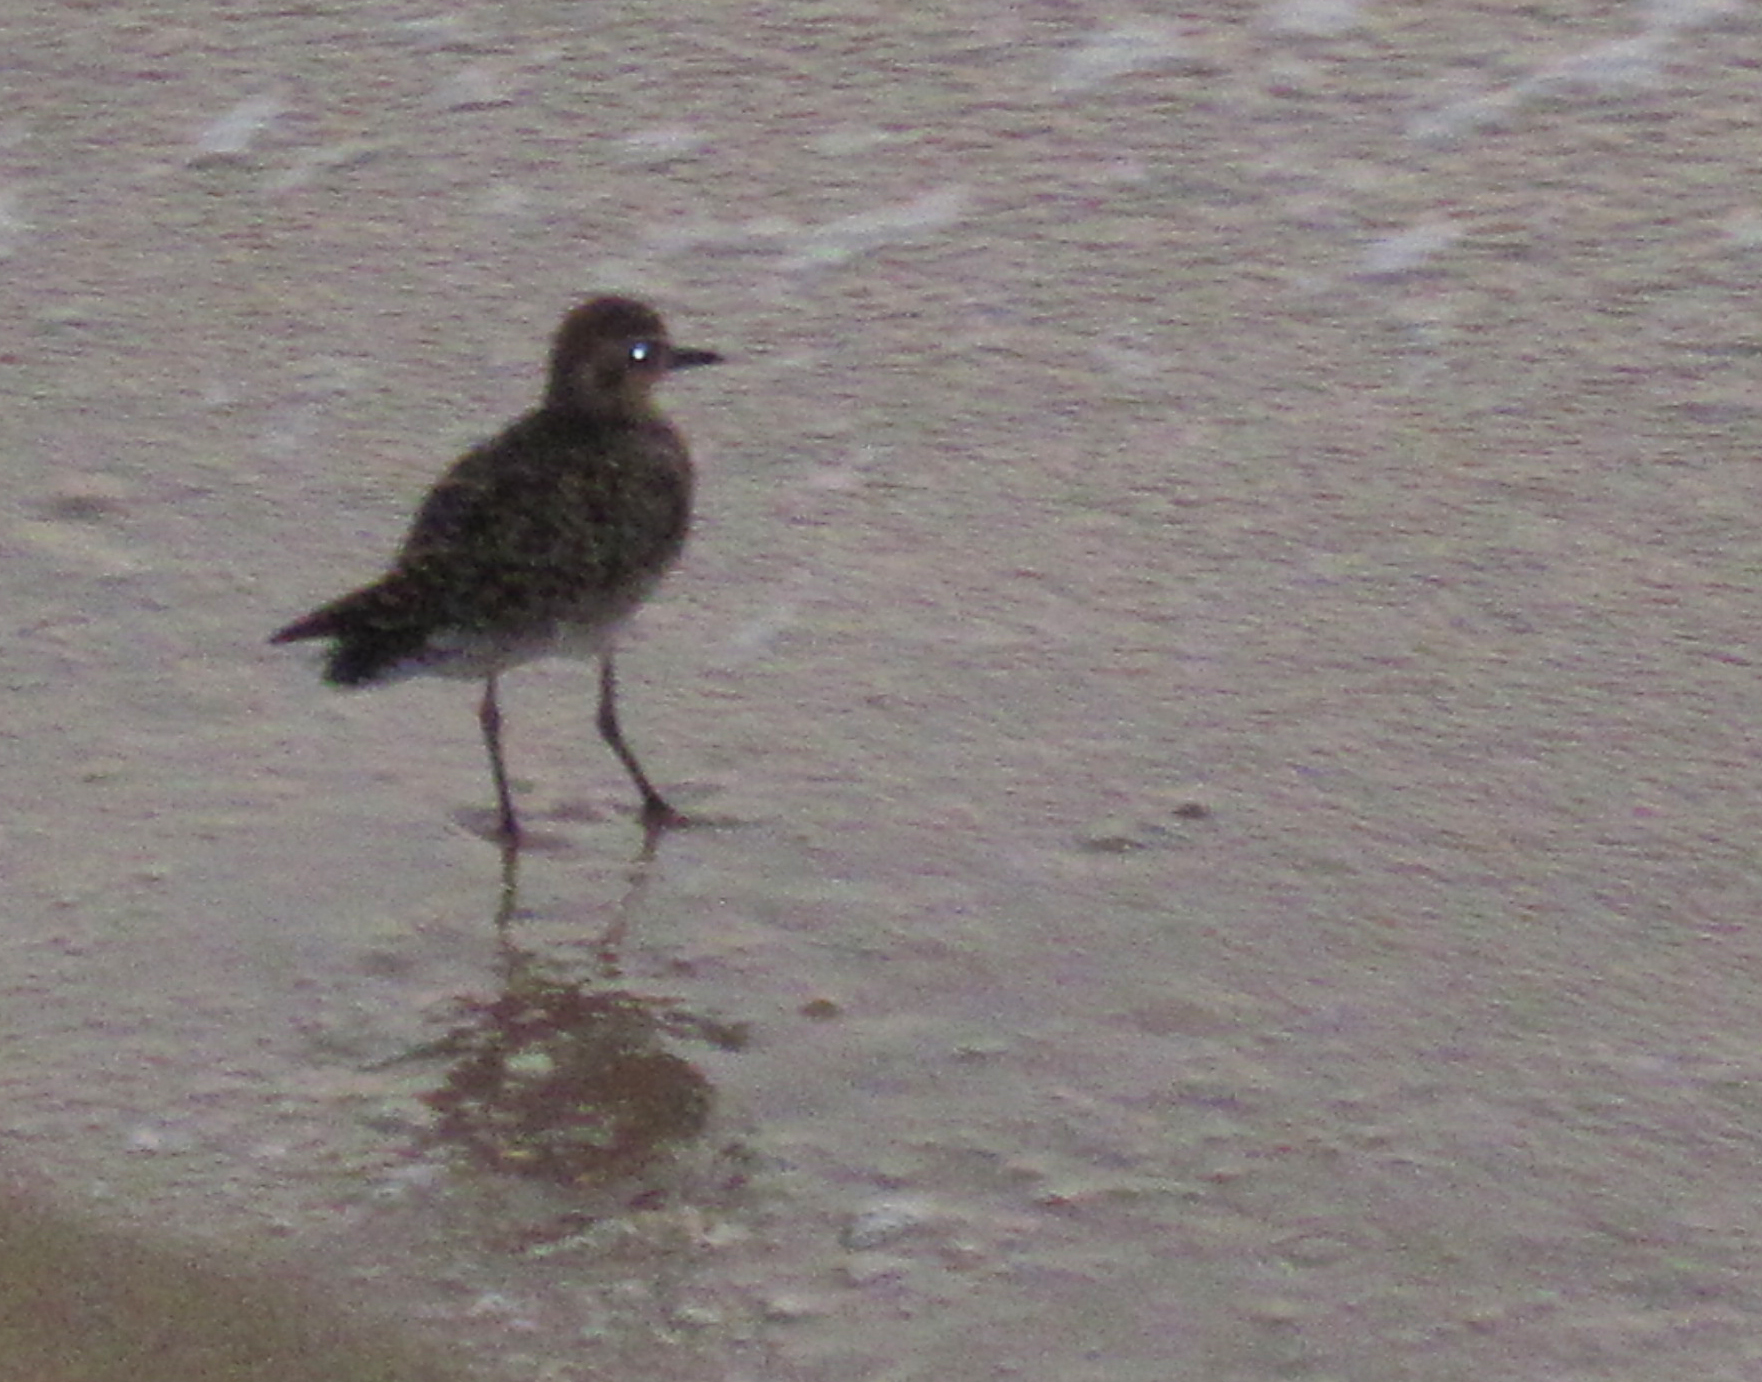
[395, 418, 691, 619]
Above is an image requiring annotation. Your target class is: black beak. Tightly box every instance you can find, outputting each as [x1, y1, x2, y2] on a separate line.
[670, 347, 723, 369]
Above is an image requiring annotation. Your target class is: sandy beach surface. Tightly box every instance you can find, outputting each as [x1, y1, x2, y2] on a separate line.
[6, 2, 1762, 1377]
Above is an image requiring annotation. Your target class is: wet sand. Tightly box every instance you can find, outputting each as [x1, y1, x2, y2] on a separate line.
[0, 1165, 467, 1382]
[6, 1, 1762, 1377]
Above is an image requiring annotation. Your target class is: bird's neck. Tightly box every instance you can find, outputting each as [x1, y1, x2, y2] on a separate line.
[543, 379, 660, 424]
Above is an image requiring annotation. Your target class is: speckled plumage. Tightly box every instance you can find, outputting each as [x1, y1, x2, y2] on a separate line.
[282, 409, 694, 686]
[272, 296, 722, 843]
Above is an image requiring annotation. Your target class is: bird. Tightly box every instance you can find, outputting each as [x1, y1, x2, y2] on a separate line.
[270, 295, 723, 847]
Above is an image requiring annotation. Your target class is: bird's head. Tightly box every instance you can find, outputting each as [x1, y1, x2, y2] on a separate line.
[546, 296, 721, 417]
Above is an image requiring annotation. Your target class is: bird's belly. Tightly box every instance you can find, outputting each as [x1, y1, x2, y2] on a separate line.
[397, 585, 659, 681]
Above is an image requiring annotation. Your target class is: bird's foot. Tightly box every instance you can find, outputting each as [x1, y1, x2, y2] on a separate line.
[640, 795, 691, 833]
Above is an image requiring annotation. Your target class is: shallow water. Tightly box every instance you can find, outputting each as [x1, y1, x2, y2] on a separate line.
[6, 1, 1762, 1377]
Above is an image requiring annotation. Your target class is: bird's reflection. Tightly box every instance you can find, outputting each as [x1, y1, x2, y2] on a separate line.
[491, 808, 671, 933]
[415, 831, 746, 1187]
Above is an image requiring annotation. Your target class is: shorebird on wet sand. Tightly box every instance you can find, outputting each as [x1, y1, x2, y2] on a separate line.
[271, 295, 723, 849]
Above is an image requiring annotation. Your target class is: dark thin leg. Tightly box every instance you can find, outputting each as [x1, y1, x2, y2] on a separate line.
[479, 674, 521, 847]
[597, 653, 686, 835]
[493, 835, 521, 930]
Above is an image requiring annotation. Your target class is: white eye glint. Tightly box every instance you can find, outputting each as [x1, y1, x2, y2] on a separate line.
[629, 341, 654, 364]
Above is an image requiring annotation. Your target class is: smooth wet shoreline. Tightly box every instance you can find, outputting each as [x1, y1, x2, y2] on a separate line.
[7, 2, 1762, 1377]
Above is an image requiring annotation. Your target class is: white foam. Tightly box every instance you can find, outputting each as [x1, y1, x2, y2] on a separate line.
[1410, 31, 1668, 143]
[431, 63, 516, 111]
[0, 187, 26, 258]
[1641, 0, 1745, 34]
[1358, 220, 1464, 278]
[1263, 0, 1365, 37]
[1522, 35, 1664, 96]
[780, 185, 971, 269]
[1053, 20, 1197, 92]
[192, 94, 284, 161]
[616, 127, 711, 165]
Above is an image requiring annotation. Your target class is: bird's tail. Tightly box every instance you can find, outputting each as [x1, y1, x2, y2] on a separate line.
[269, 609, 344, 644]
[270, 584, 431, 687]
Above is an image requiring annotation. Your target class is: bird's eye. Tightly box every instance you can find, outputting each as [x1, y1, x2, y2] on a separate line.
[629, 341, 654, 364]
